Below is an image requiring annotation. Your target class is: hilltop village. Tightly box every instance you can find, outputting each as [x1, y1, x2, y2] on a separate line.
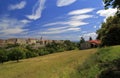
[0, 37, 64, 48]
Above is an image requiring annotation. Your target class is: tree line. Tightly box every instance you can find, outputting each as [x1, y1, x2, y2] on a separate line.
[0, 40, 78, 64]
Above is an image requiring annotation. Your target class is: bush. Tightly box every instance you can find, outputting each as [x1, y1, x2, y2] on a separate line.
[98, 58, 120, 78]
[77, 46, 120, 78]
[64, 40, 77, 50]
[25, 51, 36, 58]
[8, 47, 25, 62]
[37, 48, 49, 56]
[0, 49, 7, 64]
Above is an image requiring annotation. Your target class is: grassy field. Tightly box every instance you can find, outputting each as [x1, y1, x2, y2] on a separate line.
[0, 49, 97, 78]
[77, 45, 120, 78]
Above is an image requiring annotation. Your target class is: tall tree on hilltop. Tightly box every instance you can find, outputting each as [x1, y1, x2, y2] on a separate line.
[97, 15, 120, 46]
[80, 37, 85, 44]
[96, 0, 120, 46]
[89, 37, 93, 41]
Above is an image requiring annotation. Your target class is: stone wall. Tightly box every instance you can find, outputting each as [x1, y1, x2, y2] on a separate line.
[80, 42, 91, 50]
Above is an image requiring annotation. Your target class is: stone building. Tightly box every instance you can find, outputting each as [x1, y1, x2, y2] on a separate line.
[16, 38, 27, 45]
[0, 37, 65, 48]
[39, 37, 45, 45]
[80, 42, 91, 50]
[6, 38, 17, 44]
[0, 39, 6, 47]
[27, 38, 37, 44]
[80, 40, 101, 50]
[0, 39, 5, 44]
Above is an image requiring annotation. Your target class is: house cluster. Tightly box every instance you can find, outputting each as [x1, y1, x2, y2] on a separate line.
[0, 37, 64, 48]
[80, 40, 101, 50]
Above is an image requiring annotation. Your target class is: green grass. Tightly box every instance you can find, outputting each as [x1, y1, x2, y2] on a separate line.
[76, 45, 120, 78]
[0, 49, 96, 78]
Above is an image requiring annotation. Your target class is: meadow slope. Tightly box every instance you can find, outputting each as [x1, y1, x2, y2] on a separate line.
[77, 45, 120, 78]
[0, 49, 96, 78]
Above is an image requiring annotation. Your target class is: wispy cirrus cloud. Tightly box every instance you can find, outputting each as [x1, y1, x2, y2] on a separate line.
[0, 28, 27, 35]
[27, 0, 46, 20]
[70, 15, 93, 20]
[97, 8, 117, 21]
[20, 19, 31, 24]
[41, 8, 94, 35]
[9, 1, 26, 10]
[44, 8, 94, 27]
[68, 8, 95, 15]
[44, 21, 88, 27]
[41, 27, 80, 35]
[22, 8, 94, 37]
[0, 17, 28, 37]
[48, 27, 68, 31]
[57, 0, 77, 7]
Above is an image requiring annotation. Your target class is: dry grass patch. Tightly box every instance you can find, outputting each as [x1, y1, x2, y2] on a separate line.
[0, 49, 96, 78]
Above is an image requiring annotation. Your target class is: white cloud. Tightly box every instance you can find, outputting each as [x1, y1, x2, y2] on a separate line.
[94, 26, 97, 28]
[0, 17, 28, 36]
[80, 32, 98, 40]
[44, 22, 68, 27]
[48, 27, 68, 31]
[67, 21, 88, 27]
[41, 30, 67, 35]
[44, 8, 94, 27]
[41, 27, 80, 35]
[97, 8, 117, 21]
[27, 0, 46, 20]
[42, 8, 94, 35]
[68, 27, 80, 31]
[20, 19, 31, 24]
[9, 1, 26, 10]
[57, 0, 77, 7]
[0, 28, 27, 35]
[44, 21, 88, 27]
[97, 8, 117, 17]
[68, 8, 95, 15]
[99, 25, 101, 28]
[70, 15, 93, 20]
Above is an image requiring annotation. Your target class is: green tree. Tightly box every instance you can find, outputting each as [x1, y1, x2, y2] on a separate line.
[0, 49, 7, 64]
[8, 47, 25, 62]
[80, 37, 85, 43]
[64, 40, 76, 50]
[89, 37, 93, 41]
[103, 0, 120, 9]
[41, 48, 50, 55]
[25, 51, 38, 58]
[103, 0, 120, 16]
[97, 15, 120, 46]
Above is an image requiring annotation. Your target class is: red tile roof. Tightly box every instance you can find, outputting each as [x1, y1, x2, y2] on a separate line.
[88, 40, 101, 45]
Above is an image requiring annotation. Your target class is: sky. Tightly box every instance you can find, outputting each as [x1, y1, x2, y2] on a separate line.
[0, 0, 117, 41]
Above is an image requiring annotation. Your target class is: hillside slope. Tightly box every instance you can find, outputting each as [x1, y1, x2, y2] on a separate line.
[0, 49, 96, 78]
[77, 45, 120, 78]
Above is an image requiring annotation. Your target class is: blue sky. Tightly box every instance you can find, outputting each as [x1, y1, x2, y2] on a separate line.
[0, 0, 117, 41]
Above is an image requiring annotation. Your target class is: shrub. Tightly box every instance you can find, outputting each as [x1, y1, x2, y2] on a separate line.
[98, 58, 120, 78]
[77, 46, 120, 78]
[0, 49, 7, 64]
[8, 47, 25, 62]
